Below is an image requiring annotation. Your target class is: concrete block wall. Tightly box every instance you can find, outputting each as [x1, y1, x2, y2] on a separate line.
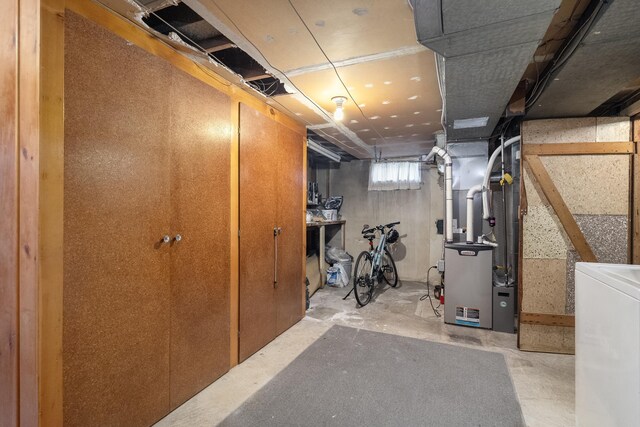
[326, 160, 443, 282]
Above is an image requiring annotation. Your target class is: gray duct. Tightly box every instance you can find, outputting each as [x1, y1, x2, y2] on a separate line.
[410, 0, 561, 139]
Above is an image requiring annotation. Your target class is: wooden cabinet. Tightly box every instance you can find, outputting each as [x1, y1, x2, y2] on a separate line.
[238, 104, 305, 362]
[64, 12, 230, 426]
[168, 61, 231, 410]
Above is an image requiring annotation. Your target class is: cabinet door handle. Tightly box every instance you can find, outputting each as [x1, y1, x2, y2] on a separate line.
[174, 234, 182, 242]
[162, 235, 171, 244]
[274, 227, 279, 288]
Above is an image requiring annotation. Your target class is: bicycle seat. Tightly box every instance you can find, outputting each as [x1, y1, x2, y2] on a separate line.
[363, 233, 375, 240]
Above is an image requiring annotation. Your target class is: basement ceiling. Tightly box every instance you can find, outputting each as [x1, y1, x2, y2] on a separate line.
[98, 0, 444, 159]
[527, 0, 640, 118]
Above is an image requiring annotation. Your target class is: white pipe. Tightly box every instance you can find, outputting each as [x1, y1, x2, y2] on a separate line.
[482, 136, 521, 220]
[466, 185, 482, 243]
[426, 146, 454, 243]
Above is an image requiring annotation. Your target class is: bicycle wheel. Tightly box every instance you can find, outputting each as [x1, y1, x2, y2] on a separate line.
[382, 249, 398, 288]
[353, 251, 374, 306]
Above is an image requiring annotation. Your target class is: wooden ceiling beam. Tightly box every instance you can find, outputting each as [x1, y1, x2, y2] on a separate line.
[199, 35, 235, 53]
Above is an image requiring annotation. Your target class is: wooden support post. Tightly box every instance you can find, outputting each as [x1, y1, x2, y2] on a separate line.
[1, 0, 19, 424]
[633, 118, 640, 264]
[524, 155, 597, 262]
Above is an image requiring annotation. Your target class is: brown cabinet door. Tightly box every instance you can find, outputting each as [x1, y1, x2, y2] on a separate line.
[168, 69, 231, 408]
[64, 12, 171, 426]
[239, 104, 278, 362]
[276, 126, 305, 335]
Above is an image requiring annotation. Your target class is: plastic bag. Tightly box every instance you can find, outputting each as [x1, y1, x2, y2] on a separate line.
[325, 246, 352, 264]
[336, 262, 350, 287]
[327, 263, 349, 288]
[326, 267, 339, 286]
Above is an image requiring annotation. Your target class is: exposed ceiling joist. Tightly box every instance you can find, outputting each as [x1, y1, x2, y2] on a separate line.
[527, 0, 640, 118]
[199, 35, 235, 52]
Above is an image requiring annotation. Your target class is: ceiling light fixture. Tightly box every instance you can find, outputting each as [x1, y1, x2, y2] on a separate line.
[332, 96, 347, 121]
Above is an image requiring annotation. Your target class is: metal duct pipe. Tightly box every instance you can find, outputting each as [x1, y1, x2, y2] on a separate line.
[425, 146, 453, 243]
[482, 136, 521, 220]
[465, 184, 482, 243]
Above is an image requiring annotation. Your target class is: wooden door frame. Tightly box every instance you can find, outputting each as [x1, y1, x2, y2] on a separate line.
[518, 140, 635, 342]
[3, 1, 306, 424]
[2, 0, 65, 425]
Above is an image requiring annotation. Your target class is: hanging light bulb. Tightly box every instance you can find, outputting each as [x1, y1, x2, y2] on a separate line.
[332, 96, 347, 121]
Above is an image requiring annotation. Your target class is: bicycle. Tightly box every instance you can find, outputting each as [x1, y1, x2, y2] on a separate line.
[353, 221, 400, 306]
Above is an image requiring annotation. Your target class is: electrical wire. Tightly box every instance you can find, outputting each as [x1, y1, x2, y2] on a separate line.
[98, 0, 234, 89]
[525, 0, 607, 110]
[420, 265, 442, 318]
[208, 0, 374, 152]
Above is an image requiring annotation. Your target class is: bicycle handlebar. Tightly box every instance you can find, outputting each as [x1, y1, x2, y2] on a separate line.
[361, 221, 400, 235]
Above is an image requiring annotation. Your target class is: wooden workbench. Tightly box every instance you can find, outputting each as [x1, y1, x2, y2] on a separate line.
[306, 220, 346, 284]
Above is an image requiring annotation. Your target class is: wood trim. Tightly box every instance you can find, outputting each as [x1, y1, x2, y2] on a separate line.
[524, 154, 597, 262]
[1, 0, 19, 423]
[517, 148, 525, 348]
[522, 142, 634, 156]
[65, 0, 305, 136]
[301, 137, 308, 316]
[520, 312, 575, 327]
[629, 118, 640, 264]
[18, 0, 41, 424]
[229, 101, 240, 367]
[631, 151, 637, 264]
[38, 0, 64, 425]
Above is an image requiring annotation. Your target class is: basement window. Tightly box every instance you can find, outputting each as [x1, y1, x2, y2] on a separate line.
[368, 162, 422, 191]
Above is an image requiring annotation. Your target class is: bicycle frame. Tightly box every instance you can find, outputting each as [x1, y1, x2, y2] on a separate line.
[368, 229, 387, 281]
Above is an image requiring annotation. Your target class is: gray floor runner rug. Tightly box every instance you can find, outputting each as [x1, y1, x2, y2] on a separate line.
[220, 325, 524, 426]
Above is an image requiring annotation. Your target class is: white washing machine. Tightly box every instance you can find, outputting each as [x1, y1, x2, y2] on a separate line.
[576, 262, 640, 427]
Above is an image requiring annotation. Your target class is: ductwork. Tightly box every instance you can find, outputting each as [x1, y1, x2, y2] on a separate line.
[425, 146, 453, 243]
[410, 0, 561, 139]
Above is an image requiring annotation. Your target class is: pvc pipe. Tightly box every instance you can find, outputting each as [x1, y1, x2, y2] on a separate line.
[426, 146, 454, 243]
[482, 136, 521, 220]
[465, 185, 482, 243]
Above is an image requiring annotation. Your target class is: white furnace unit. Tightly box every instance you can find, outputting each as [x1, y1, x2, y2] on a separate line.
[444, 243, 493, 329]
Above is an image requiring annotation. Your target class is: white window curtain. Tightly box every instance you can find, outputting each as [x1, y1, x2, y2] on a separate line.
[368, 161, 422, 191]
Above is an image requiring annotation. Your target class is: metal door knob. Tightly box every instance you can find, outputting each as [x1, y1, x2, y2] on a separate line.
[174, 234, 182, 242]
[162, 235, 171, 244]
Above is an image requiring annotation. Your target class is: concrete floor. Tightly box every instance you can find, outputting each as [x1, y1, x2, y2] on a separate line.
[156, 281, 575, 427]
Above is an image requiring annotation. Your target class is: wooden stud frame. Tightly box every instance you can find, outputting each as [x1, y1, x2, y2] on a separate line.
[633, 117, 640, 264]
[522, 141, 634, 156]
[518, 138, 634, 345]
[523, 154, 597, 262]
[520, 312, 575, 328]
